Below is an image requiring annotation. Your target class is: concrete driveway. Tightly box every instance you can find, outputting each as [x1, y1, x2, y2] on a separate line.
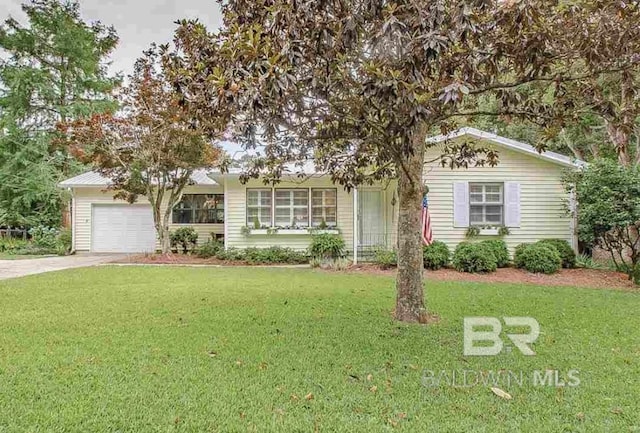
[0, 254, 123, 280]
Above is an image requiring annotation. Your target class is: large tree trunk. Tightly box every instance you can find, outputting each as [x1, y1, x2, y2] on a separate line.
[394, 125, 428, 323]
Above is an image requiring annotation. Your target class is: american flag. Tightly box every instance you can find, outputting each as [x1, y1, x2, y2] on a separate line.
[421, 194, 433, 246]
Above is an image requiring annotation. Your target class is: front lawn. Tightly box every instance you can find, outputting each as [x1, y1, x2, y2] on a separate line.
[0, 267, 638, 432]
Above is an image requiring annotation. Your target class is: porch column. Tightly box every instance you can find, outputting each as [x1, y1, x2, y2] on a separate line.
[223, 177, 229, 251]
[353, 187, 358, 264]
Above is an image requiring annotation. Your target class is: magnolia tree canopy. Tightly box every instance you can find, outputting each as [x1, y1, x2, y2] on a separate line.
[164, 0, 640, 322]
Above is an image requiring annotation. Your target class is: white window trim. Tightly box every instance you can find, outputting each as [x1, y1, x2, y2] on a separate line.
[469, 182, 504, 226]
[311, 188, 338, 227]
[246, 187, 339, 229]
[246, 189, 273, 226]
[274, 189, 310, 227]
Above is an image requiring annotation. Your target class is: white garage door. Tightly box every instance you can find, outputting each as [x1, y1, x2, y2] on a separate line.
[92, 205, 157, 253]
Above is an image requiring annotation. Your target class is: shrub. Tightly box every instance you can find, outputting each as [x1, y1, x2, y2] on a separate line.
[29, 226, 60, 249]
[170, 227, 198, 253]
[452, 242, 497, 273]
[0, 237, 29, 253]
[57, 228, 72, 255]
[243, 246, 308, 264]
[422, 241, 450, 270]
[12, 244, 55, 256]
[513, 243, 530, 268]
[316, 257, 351, 270]
[195, 240, 224, 258]
[309, 257, 323, 268]
[537, 239, 576, 268]
[480, 239, 510, 268]
[575, 253, 607, 270]
[216, 247, 246, 261]
[308, 233, 345, 259]
[1, 231, 66, 256]
[514, 243, 562, 274]
[373, 247, 397, 269]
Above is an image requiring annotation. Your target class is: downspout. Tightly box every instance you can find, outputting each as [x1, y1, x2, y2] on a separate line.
[353, 188, 358, 264]
[69, 187, 76, 254]
[223, 177, 229, 251]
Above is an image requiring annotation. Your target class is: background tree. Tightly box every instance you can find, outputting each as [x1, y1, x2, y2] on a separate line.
[0, 0, 119, 228]
[471, 95, 614, 163]
[565, 160, 640, 281]
[168, 0, 640, 322]
[61, 47, 223, 253]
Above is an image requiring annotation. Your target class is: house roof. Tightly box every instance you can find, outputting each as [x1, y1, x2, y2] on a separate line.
[60, 128, 583, 188]
[58, 169, 218, 188]
[426, 127, 586, 168]
[222, 160, 319, 176]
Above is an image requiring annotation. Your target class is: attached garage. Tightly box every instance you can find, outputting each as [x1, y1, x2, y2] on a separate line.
[91, 205, 156, 253]
[59, 170, 222, 253]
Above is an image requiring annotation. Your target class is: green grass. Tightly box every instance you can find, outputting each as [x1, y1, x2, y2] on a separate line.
[0, 267, 638, 432]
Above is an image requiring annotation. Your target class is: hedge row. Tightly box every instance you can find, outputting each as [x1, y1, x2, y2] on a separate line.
[195, 240, 308, 264]
[373, 238, 575, 275]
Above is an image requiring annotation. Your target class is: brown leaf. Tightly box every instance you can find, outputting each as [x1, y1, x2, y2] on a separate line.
[305, 392, 314, 401]
[369, 385, 378, 393]
[490, 387, 512, 400]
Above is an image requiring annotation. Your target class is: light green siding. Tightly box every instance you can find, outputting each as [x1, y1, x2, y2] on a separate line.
[422, 142, 574, 253]
[70, 140, 574, 255]
[72, 185, 224, 252]
[224, 177, 355, 251]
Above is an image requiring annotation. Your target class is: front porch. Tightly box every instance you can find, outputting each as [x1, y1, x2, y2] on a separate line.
[354, 186, 398, 262]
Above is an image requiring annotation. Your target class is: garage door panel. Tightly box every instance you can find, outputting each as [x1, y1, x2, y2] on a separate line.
[92, 205, 156, 253]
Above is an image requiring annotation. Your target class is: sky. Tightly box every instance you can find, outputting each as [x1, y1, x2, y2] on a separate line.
[0, 0, 224, 75]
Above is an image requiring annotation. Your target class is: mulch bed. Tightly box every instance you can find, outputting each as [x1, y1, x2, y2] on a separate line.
[348, 264, 638, 291]
[111, 254, 637, 291]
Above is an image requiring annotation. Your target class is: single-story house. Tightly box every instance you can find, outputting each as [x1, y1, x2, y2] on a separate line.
[59, 127, 584, 261]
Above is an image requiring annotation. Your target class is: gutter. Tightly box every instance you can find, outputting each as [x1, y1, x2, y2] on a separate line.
[68, 187, 77, 254]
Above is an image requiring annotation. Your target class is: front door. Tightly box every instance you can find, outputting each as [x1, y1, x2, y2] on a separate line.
[358, 190, 385, 247]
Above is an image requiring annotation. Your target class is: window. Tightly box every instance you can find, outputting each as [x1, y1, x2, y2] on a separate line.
[246, 189, 272, 226]
[311, 189, 337, 227]
[245, 188, 339, 228]
[469, 183, 503, 225]
[172, 194, 224, 224]
[275, 189, 309, 227]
